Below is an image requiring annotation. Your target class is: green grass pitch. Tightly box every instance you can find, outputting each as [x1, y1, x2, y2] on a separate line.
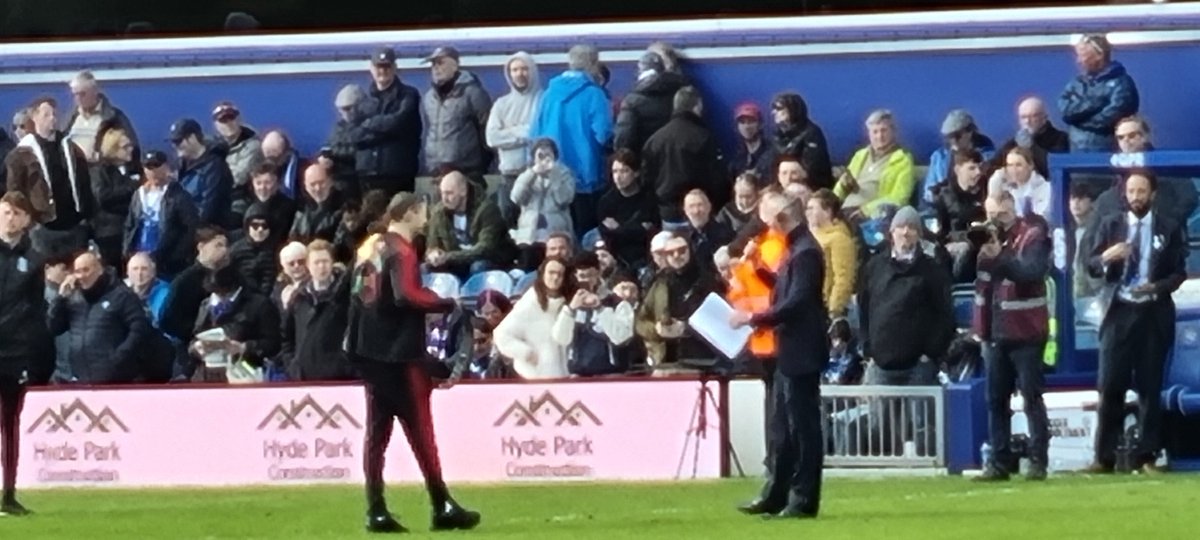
[2, 474, 1197, 538]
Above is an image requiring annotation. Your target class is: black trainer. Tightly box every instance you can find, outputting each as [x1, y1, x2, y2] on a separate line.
[0, 500, 30, 517]
[432, 503, 481, 531]
[366, 512, 408, 534]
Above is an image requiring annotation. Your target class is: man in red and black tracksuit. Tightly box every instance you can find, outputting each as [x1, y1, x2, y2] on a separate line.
[972, 191, 1051, 482]
[346, 192, 480, 534]
[0, 192, 52, 516]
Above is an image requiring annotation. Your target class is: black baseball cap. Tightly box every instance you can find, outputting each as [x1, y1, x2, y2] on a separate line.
[168, 118, 203, 144]
[142, 150, 168, 168]
[371, 47, 397, 66]
[423, 46, 460, 64]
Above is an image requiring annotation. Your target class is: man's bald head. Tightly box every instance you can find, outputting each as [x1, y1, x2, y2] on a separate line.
[73, 250, 105, 290]
[126, 252, 157, 289]
[1017, 97, 1048, 133]
[261, 130, 290, 160]
[438, 171, 470, 212]
[304, 164, 333, 203]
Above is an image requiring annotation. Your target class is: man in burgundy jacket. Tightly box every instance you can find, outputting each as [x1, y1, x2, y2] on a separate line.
[345, 192, 480, 534]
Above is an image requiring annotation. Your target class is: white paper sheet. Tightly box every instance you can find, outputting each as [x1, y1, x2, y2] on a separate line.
[687, 293, 752, 360]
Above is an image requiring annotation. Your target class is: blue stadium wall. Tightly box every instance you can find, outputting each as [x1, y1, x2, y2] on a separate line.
[0, 4, 1198, 167]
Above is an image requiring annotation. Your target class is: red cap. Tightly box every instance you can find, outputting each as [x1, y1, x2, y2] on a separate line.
[734, 102, 762, 120]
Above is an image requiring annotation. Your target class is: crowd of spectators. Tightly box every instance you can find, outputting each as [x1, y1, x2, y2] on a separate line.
[0, 32, 1188, 388]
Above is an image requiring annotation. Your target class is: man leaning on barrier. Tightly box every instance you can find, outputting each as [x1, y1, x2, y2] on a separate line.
[972, 191, 1052, 482]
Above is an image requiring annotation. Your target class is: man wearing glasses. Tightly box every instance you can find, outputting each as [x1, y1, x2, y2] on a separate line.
[1058, 33, 1140, 152]
[347, 47, 422, 197]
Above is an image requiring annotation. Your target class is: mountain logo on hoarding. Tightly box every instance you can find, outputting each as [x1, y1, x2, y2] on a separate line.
[493, 391, 602, 428]
[257, 394, 362, 431]
[26, 399, 130, 434]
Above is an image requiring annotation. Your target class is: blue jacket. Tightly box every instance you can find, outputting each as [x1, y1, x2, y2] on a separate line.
[1058, 61, 1140, 152]
[530, 70, 613, 194]
[141, 278, 171, 329]
[178, 148, 235, 228]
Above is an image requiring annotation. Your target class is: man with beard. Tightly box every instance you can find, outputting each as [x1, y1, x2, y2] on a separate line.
[486, 51, 542, 225]
[769, 93, 832, 190]
[346, 193, 480, 533]
[635, 232, 722, 373]
[1085, 170, 1186, 474]
[0, 193, 51, 516]
[731, 191, 827, 520]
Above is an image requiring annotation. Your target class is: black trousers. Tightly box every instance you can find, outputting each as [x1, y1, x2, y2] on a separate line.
[984, 341, 1048, 469]
[759, 371, 823, 515]
[358, 360, 449, 514]
[759, 357, 777, 475]
[0, 374, 26, 501]
[1095, 298, 1174, 467]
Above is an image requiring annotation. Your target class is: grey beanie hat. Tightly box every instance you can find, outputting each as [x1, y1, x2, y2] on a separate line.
[335, 84, 364, 108]
[890, 206, 923, 232]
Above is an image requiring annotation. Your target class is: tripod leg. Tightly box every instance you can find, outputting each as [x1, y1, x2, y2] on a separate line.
[675, 386, 704, 479]
[692, 386, 709, 478]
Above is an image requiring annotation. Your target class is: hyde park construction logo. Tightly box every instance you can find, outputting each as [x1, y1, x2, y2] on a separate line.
[494, 391, 602, 428]
[257, 394, 363, 431]
[26, 399, 130, 434]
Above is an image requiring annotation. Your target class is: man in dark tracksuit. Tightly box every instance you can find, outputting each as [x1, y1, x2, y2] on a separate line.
[733, 192, 828, 520]
[1086, 171, 1186, 474]
[346, 192, 480, 533]
[0, 192, 51, 516]
[972, 193, 1052, 482]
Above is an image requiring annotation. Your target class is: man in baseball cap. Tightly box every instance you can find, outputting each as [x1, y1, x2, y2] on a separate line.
[423, 46, 460, 64]
[731, 101, 769, 182]
[371, 47, 397, 66]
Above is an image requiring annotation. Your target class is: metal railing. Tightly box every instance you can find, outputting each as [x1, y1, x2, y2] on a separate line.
[821, 385, 946, 468]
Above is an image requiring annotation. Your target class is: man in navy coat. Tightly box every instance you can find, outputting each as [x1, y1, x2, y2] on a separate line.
[731, 191, 828, 519]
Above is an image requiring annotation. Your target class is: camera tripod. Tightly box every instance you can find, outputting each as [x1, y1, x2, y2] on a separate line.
[676, 373, 745, 479]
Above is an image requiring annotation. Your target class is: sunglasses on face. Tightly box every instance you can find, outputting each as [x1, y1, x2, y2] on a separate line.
[666, 247, 689, 257]
[249, 222, 269, 230]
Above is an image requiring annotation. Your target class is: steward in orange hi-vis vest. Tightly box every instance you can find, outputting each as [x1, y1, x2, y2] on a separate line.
[726, 228, 788, 356]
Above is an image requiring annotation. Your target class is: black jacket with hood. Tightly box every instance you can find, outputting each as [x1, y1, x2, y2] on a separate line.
[350, 76, 423, 181]
[230, 203, 283, 295]
[773, 94, 834, 190]
[614, 71, 689, 153]
[290, 189, 346, 244]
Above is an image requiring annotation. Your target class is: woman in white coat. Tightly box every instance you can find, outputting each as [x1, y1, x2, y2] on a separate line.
[987, 146, 1051, 219]
[511, 138, 575, 270]
[493, 257, 573, 379]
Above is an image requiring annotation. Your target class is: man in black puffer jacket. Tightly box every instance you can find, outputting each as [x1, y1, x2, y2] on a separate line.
[0, 192, 52, 516]
[290, 165, 345, 244]
[229, 203, 281, 295]
[614, 52, 689, 154]
[49, 251, 151, 384]
[280, 240, 355, 381]
[349, 47, 422, 197]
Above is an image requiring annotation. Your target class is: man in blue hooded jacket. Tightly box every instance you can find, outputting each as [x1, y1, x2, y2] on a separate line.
[1058, 34, 1139, 152]
[530, 44, 613, 239]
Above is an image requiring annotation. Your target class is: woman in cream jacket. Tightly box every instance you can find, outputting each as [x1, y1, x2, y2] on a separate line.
[493, 257, 573, 379]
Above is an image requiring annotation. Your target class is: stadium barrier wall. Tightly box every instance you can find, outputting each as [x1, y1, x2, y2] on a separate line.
[19, 379, 722, 489]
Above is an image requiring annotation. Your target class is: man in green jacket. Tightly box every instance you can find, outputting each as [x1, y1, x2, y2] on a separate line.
[424, 170, 514, 279]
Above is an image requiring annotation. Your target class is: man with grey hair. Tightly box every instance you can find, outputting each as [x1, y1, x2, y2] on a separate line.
[530, 44, 613, 237]
[321, 84, 365, 198]
[991, 97, 1069, 179]
[614, 50, 688, 153]
[836, 108, 916, 219]
[732, 189, 828, 520]
[642, 86, 725, 226]
[66, 70, 139, 166]
[1059, 34, 1139, 152]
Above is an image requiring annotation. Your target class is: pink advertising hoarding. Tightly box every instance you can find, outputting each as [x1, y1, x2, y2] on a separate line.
[19, 380, 721, 488]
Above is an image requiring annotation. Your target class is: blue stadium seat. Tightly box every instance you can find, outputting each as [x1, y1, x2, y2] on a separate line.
[951, 284, 974, 329]
[513, 272, 538, 298]
[1187, 241, 1200, 276]
[461, 270, 514, 298]
[422, 272, 461, 299]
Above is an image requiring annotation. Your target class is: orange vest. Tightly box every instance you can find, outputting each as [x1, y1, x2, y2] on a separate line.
[726, 229, 788, 357]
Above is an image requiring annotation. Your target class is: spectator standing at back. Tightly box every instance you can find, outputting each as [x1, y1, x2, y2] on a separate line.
[512, 139, 576, 270]
[614, 51, 689, 153]
[834, 109, 915, 221]
[486, 51, 543, 226]
[66, 71, 139, 167]
[1089, 116, 1199, 231]
[5, 96, 95, 258]
[1059, 34, 1139, 152]
[770, 92, 833, 190]
[728, 103, 773, 182]
[50, 251, 151, 384]
[920, 109, 995, 208]
[642, 86, 725, 226]
[992, 97, 1069, 179]
[170, 118, 235, 228]
[425, 170, 513, 279]
[90, 129, 140, 269]
[421, 46, 493, 181]
[350, 47, 422, 197]
[122, 150, 200, 280]
[211, 102, 262, 190]
[0, 117, 15, 192]
[321, 84, 365, 198]
[530, 44, 613, 238]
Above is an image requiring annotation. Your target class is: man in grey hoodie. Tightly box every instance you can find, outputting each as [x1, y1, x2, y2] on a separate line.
[486, 51, 542, 226]
[420, 46, 493, 181]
